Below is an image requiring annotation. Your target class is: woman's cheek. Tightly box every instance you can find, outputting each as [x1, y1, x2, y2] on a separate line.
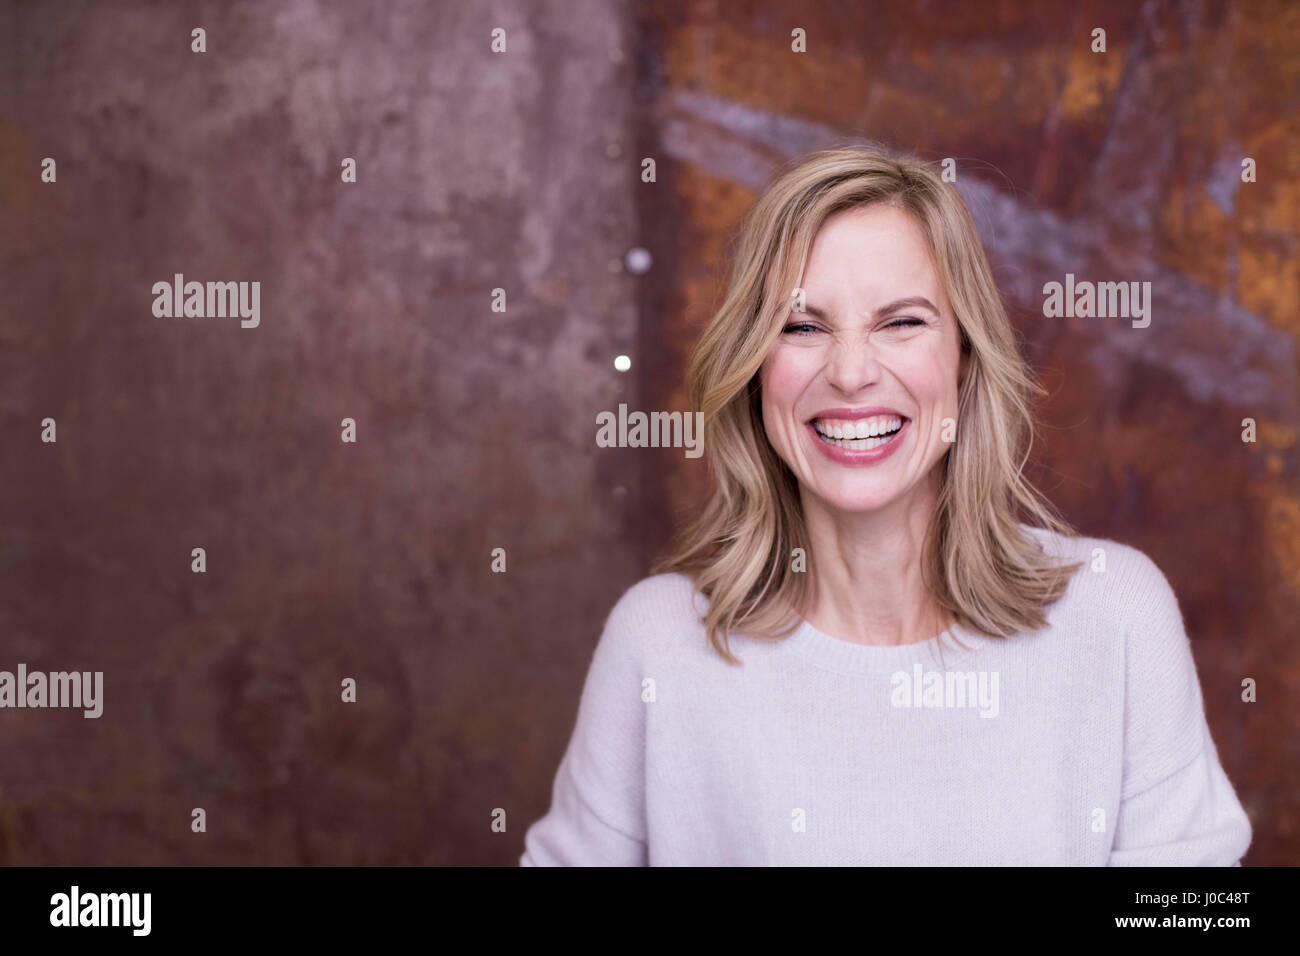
[893, 343, 954, 401]
[761, 349, 812, 456]
[764, 348, 815, 403]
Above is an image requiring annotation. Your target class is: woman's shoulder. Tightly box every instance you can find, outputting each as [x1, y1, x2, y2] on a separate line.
[1022, 522, 1171, 577]
[598, 571, 710, 655]
[607, 571, 704, 617]
[1020, 523, 1183, 627]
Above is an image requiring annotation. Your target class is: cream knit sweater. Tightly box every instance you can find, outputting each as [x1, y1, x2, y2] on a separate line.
[521, 527, 1252, 865]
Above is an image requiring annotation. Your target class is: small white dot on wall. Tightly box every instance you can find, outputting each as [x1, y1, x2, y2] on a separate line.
[624, 247, 652, 274]
[614, 354, 631, 372]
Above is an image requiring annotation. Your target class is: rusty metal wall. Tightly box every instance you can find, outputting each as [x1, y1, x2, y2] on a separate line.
[0, 0, 1295, 865]
[634, 0, 1297, 865]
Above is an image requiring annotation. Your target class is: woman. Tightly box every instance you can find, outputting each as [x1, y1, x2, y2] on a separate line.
[521, 146, 1253, 866]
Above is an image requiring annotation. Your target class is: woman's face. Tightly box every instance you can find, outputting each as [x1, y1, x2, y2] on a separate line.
[759, 202, 965, 517]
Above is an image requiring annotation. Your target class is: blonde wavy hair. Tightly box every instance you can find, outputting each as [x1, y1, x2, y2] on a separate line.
[652, 144, 1082, 664]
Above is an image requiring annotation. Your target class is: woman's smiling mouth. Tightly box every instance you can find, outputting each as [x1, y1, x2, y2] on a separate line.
[805, 410, 910, 463]
[811, 413, 904, 449]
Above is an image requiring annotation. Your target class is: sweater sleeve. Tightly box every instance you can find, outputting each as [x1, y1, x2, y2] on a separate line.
[1106, 549, 1252, 866]
[520, 586, 649, 866]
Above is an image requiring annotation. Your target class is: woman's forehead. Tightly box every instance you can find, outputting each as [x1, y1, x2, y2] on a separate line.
[795, 228, 946, 313]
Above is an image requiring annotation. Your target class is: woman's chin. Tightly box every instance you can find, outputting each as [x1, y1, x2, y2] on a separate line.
[810, 486, 902, 515]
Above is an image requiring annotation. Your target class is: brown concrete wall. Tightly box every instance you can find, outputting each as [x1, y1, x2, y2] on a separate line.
[0, 0, 1295, 865]
[0, 0, 652, 864]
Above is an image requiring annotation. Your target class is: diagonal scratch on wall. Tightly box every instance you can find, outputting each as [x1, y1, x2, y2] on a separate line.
[654, 88, 1296, 419]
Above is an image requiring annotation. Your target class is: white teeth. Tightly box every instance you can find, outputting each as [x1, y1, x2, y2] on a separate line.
[813, 415, 903, 439]
[811, 415, 905, 451]
[818, 431, 898, 450]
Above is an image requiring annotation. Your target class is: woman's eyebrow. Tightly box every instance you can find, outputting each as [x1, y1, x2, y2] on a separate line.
[799, 296, 940, 319]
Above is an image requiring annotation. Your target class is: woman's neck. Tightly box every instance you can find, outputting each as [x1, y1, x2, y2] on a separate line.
[798, 480, 952, 647]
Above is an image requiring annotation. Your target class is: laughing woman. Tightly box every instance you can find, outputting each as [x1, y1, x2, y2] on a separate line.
[520, 146, 1253, 866]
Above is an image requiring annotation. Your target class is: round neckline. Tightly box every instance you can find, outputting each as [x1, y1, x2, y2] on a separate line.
[785, 618, 988, 677]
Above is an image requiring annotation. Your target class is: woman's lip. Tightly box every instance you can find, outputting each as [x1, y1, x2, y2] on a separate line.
[805, 418, 909, 466]
[807, 407, 907, 421]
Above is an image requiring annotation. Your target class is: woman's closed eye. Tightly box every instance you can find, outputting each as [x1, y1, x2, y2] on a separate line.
[782, 317, 927, 336]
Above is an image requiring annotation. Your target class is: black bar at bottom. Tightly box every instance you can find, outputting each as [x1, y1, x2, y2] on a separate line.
[0, 864, 1291, 943]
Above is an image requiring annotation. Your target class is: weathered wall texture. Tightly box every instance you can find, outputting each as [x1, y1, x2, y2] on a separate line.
[0, 0, 1296, 866]
[0, 0, 649, 864]
[634, 0, 1298, 864]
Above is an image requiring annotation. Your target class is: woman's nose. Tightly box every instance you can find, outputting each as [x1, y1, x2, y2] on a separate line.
[824, 340, 882, 393]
